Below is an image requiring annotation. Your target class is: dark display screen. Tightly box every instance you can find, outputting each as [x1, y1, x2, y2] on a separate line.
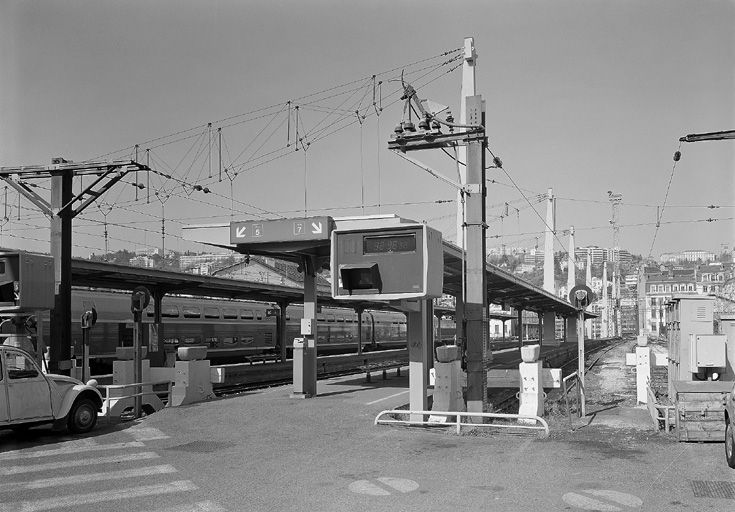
[363, 234, 416, 254]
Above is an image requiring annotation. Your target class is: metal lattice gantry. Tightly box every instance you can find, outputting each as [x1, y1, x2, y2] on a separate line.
[0, 158, 151, 374]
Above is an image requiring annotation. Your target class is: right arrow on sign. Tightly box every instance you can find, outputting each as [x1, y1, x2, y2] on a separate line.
[311, 222, 322, 234]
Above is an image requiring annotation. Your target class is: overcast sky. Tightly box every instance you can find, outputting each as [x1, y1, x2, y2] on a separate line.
[1, 0, 733, 259]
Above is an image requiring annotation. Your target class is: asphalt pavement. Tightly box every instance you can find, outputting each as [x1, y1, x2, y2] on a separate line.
[1, 342, 734, 512]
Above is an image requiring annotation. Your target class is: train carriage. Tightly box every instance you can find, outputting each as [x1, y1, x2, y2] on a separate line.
[53, 289, 410, 374]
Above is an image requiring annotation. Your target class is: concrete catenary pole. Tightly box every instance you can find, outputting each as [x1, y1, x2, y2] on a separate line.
[456, 38, 477, 249]
[567, 226, 576, 294]
[602, 261, 609, 338]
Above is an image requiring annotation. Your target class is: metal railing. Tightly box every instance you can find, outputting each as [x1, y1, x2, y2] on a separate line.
[374, 409, 549, 437]
[645, 380, 674, 432]
[561, 371, 585, 428]
[100, 380, 173, 420]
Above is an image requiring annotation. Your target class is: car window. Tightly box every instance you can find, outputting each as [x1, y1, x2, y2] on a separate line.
[7, 352, 39, 380]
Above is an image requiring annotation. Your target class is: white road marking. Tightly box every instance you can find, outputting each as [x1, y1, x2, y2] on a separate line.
[0, 441, 145, 461]
[127, 426, 170, 441]
[0, 464, 177, 492]
[366, 390, 410, 405]
[376, 477, 419, 493]
[349, 477, 419, 496]
[0, 480, 197, 512]
[0, 452, 160, 476]
[147, 501, 226, 512]
[562, 489, 643, 511]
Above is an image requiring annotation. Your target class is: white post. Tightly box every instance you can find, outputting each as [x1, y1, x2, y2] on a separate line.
[567, 226, 576, 294]
[543, 188, 555, 294]
[408, 300, 430, 422]
[602, 262, 609, 338]
[456, 37, 477, 248]
[585, 250, 593, 338]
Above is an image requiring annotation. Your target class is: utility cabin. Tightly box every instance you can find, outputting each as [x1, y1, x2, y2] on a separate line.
[665, 295, 734, 441]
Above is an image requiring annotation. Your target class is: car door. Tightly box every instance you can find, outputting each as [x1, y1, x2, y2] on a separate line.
[4, 348, 53, 421]
[0, 353, 8, 423]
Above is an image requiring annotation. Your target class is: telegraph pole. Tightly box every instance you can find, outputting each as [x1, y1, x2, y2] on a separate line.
[388, 76, 488, 413]
[608, 190, 622, 337]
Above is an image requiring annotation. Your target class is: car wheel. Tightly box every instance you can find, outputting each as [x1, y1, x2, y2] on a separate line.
[67, 398, 98, 434]
[727, 421, 735, 469]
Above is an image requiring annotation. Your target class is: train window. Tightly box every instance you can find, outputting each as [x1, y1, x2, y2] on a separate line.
[164, 337, 180, 345]
[327, 315, 335, 322]
[285, 314, 291, 320]
[204, 307, 221, 319]
[317, 314, 326, 321]
[183, 306, 201, 318]
[222, 308, 238, 319]
[337, 316, 344, 322]
[183, 337, 200, 344]
[256, 312, 263, 320]
[241, 309, 254, 319]
[162, 306, 180, 318]
[146, 306, 155, 318]
[205, 337, 218, 346]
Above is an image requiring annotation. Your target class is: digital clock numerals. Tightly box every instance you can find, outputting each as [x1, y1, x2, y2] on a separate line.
[363, 234, 416, 254]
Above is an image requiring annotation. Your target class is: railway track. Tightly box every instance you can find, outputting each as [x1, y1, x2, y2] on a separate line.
[214, 338, 623, 400]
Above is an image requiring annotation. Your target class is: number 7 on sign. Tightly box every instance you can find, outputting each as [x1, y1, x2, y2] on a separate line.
[293, 221, 305, 235]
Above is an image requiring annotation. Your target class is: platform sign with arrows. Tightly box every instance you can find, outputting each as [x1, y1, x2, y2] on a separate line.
[230, 216, 334, 246]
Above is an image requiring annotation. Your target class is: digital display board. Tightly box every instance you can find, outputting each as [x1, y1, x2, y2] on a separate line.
[363, 234, 416, 254]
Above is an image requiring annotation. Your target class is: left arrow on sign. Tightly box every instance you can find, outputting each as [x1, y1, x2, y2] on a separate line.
[235, 226, 247, 238]
[311, 222, 322, 234]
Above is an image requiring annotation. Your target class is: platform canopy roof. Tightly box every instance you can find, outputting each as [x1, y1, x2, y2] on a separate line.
[70, 258, 391, 311]
[181, 216, 587, 318]
[441, 241, 583, 317]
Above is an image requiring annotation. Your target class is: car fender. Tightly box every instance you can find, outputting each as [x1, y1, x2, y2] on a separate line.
[57, 384, 104, 419]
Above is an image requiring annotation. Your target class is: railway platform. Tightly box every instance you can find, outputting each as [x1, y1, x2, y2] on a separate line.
[1, 340, 733, 512]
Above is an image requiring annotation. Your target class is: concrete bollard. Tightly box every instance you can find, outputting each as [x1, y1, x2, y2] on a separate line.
[430, 345, 465, 422]
[518, 344, 543, 423]
[170, 346, 214, 406]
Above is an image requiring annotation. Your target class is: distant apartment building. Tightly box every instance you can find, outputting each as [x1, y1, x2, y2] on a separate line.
[135, 248, 160, 256]
[129, 255, 155, 268]
[180, 253, 241, 272]
[574, 246, 631, 266]
[697, 262, 732, 293]
[660, 249, 716, 263]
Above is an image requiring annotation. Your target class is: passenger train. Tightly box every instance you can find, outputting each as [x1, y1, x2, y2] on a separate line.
[52, 289, 414, 373]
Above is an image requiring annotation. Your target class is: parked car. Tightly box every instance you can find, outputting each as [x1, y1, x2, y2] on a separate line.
[0, 345, 103, 434]
[726, 381, 735, 469]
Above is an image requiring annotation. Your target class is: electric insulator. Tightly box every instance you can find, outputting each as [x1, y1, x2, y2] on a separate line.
[673, 151, 681, 161]
[445, 111, 454, 124]
[431, 120, 441, 130]
[493, 156, 503, 168]
[137, 183, 145, 190]
[203, 187, 211, 193]
[394, 123, 404, 134]
[193, 184, 203, 191]
[403, 121, 416, 132]
[418, 118, 430, 131]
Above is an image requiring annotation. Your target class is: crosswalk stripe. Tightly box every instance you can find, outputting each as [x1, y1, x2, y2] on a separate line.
[127, 427, 170, 442]
[0, 480, 197, 512]
[0, 452, 160, 476]
[0, 441, 145, 461]
[0, 464, 177, 493]
[147, 501, 226, 512]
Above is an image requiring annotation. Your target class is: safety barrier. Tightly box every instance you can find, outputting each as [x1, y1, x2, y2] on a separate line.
[646, 381, 674, 432]
[374, 409, 549, 437]
[561, 371, 584, 427]
[100, 380, 172, 421]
